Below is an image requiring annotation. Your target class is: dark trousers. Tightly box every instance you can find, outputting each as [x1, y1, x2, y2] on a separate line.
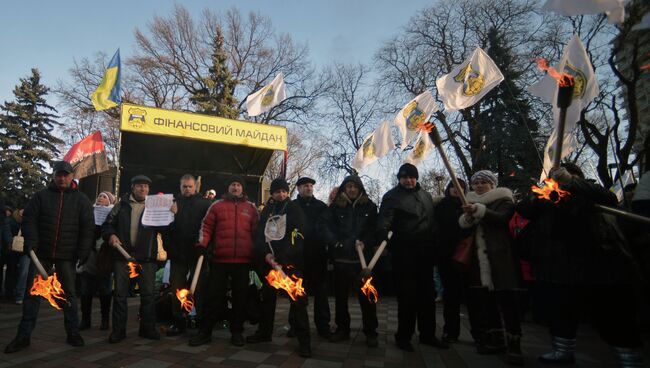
[437, 259, 464, 339]
[303, 259, 331, 333]
[392, 247, 437, 342]
[112, 260, 156, 331]
[332, 261, 378, 336]
[169, 257, 206, 327]
[201, 262, 249, 335]
[539, 282, 642, 348]
[257, 270, 310, 345]
[467, 287, 521, 338]
[17, 259, 79, 338]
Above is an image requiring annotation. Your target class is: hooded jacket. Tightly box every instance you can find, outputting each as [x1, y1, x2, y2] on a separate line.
[23, 181, 94, 261]
[197, 193, 258, 264]
[325, 175, 378, 262]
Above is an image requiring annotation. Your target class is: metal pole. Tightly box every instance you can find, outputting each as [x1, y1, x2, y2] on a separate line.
[552, 84, 574, 169]
[595, 204, 650, 225]
[428, 126, 468, 206]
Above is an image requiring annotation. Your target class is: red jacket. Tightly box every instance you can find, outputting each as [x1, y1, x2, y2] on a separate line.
[197, 194, 259, 263]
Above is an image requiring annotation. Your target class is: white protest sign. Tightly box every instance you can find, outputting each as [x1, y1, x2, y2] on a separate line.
[142, 194, 174, 226]
[94, 205, 113, 226]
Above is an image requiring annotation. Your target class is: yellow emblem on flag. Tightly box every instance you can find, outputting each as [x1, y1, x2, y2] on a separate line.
[453, 63, 485, 97]
[403, 101, 426, 130]
[413, 137, 426, 159]
[261, 85, 275, 106]
[362, 136, 376, 159]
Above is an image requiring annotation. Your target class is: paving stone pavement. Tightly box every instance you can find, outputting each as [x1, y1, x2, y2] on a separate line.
[0, 296, 647, 367]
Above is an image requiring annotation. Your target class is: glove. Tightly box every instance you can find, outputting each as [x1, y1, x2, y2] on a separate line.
[195, 246, 207, 259]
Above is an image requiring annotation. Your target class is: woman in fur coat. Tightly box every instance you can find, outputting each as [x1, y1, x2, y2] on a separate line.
[459, 170, 523, 366]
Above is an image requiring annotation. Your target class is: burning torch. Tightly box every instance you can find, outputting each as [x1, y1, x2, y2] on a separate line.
[264, 252, 306, 302]
[176, 255, 204, 314]
[356, 231, 393, 303]
[110, 237, 141, 278]
[28, 250, 69, 310]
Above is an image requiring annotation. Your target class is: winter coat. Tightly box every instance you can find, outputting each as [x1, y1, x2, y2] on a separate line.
[378, 183, 437, 254]
[516, 177, 633, 285]
[434, 195, 471, 261]
[102, 194, 169, 263]
[255, 198, 305, 271]
[22, 181, 94, 262]
[325, 176, 378, 262]
[293, 195, 329, 264]
[169, 194, 211, 262]
[197, 193, 258, 264]
[459, 187, 520, 291]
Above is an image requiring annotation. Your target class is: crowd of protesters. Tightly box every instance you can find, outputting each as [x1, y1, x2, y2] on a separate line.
[0, 160, 648, 366]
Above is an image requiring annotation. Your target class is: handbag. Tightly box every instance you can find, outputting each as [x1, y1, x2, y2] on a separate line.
[452, 234, 474, 268]
[11, 230, 24, 253]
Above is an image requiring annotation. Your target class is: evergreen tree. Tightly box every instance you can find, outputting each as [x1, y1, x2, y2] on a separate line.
[190, 26, 239, 118]
[476, 28, 542, 192]
[0, 68, 63, 207]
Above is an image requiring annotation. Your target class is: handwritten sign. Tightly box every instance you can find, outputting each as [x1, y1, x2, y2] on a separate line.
[94, 205, 114, 226]
[142, 194, 174, 226]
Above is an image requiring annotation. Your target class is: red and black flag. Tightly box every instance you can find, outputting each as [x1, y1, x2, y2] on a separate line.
[63, 131, 109, 179]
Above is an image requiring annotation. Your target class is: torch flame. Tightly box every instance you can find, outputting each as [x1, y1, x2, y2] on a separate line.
[175, 288, 194, 313]
[417, 122, 434, 133]
[532, 178, 571, 204]
[127, 261, 140, 278]
[360, 277, 379, 304]
[265, 269, 305, 301]
[535, 58, 574, 87]
[30, 273, 68, 310]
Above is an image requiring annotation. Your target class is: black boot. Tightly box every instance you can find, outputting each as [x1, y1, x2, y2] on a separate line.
[477, 330, 506, 355]
[505, 333, 524, 366]
[4, 336, 30, 354]
[79, 295, 92, 330]
[99, 295, 111, 331]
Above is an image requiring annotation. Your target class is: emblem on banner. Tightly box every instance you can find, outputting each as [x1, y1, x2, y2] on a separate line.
[261, 86, 275, 106]
[362, 135, 376, 159]
[564, 63, 587, 99]
[127, 108, 146, 128]
[413, 137, 426, 159]
[454, 63, 484, 97]
[403, 101, 426, 131]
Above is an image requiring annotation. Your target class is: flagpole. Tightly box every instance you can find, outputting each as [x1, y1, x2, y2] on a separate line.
[428, 124, 468, 206]
[115, 107, 123, 196]
[552, 84, 574, 169]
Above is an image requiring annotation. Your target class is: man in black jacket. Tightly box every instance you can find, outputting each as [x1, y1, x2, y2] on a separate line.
[290, 177, 331, 338]
[5, 161, 94, 353]
[102, 175, 168, 343]
[326, 175, 379, 347]
[378, 163, 448, 352]
[167, 174, 211, 336]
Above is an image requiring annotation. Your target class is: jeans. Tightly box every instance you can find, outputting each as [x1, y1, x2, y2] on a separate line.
[112, 260, 156, 331]
[14, 254, 30, 302]
[16, 259, 79, 338]
[333, 262, 378, 336]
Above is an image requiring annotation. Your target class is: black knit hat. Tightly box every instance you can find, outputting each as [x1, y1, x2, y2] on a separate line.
[397, 163, 419, 179]
[226, 175, 245, 189]
[52, 161, 74, 174]
[270, 178, 290, 194]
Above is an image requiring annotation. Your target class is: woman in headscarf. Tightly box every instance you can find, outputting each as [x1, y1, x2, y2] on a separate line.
[78, 191, 116, 331]
[458, 170, 523, 366]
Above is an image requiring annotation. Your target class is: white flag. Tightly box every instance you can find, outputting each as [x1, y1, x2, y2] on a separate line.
[394, 91, 438, 149]
[405, 131, 434, 166]
[435, 47, 504, 112]
[352, 121, 396, 171]
[529, 34, 599, 172]
[540, 127, 577, 181]
[542, 0, 625, 24]
[610, 171, 635, 202]
[246, 73, 287, 117]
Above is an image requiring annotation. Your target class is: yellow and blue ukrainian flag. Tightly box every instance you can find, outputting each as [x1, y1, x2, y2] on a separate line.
[91, 49, 121, 111]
